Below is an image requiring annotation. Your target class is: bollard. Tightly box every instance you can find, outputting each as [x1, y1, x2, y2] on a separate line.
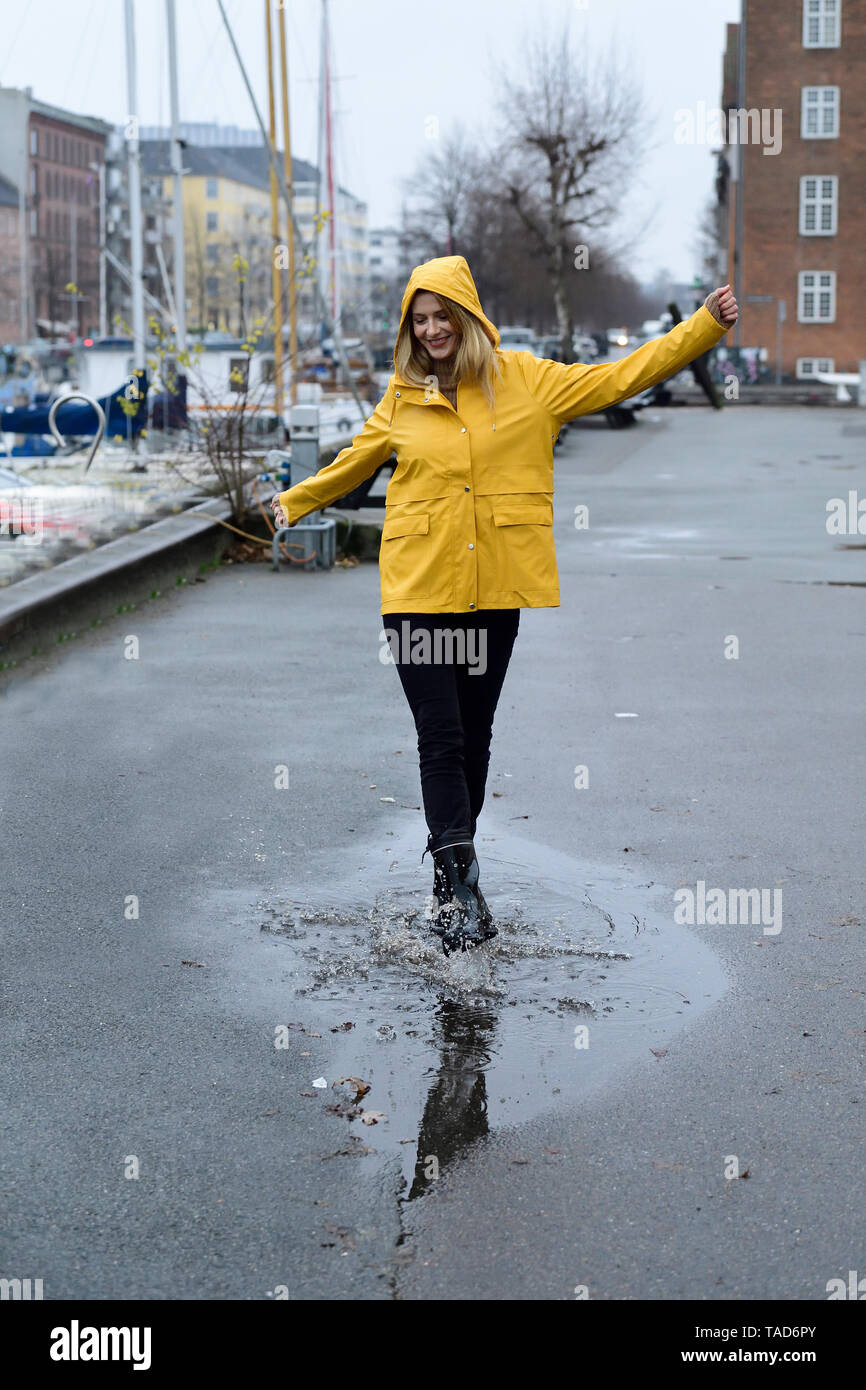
[266, 402, 336, 572]
[859, 362, 866, 408]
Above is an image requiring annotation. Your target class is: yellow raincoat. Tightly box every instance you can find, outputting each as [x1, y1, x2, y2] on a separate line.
[278, 256, 730, 614]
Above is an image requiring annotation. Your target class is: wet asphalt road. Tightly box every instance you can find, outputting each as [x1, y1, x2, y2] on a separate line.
[2, 404, 864, 1301]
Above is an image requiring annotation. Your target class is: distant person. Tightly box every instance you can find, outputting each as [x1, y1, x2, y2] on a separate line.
[272, 256, 737, 954]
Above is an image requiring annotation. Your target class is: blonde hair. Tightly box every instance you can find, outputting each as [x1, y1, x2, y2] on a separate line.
[394, 291, 502, 408]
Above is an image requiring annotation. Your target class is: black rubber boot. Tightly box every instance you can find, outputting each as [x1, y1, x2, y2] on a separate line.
[430, 842, 497, 954]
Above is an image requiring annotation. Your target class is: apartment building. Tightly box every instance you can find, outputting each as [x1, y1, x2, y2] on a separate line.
[140, 140, 369, 337]
[0, 174, 20, 342]
[0, 86, 111, 341]
[719, 0, 865, 378]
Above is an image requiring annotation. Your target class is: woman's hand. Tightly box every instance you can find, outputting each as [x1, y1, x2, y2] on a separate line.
[270, 492, 288, 528]
[704, 285, 739, 329]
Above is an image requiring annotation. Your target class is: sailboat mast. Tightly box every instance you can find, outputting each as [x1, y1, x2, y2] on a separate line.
[165, 0, 187, 353]
[323, 0, 338, 331]
[123, 0, 146, 372]
[265, 0, 284, 420]
[277, 4, 297, 405]
[317, 0, 339, 339]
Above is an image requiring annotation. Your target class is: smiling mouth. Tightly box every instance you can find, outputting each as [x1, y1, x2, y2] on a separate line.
[427, 337, 450, 347]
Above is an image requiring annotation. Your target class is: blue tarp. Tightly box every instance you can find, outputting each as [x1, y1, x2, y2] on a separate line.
[1, 375, 150, 439]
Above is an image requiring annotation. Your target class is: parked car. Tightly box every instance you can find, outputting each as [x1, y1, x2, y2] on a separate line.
[498, 326, 540, 355]
[635, 315, 673, 345]
[572, 334, 599, 362]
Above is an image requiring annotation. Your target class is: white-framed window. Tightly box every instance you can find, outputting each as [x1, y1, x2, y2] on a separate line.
[206, 211, 218, 231]
[206, 177, 218, 199]
[798, 270, 836, 321]
[801, 86, 840, 137]
[797, 357, 835, 379]
[800, 175, 838, 234]
[803, 0, 841, 47]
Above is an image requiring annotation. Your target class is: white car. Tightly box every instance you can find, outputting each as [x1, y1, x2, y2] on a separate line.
[498, 326, 540, 355]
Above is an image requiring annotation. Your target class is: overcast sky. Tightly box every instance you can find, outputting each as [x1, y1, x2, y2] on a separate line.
[1, 0, 740, 284]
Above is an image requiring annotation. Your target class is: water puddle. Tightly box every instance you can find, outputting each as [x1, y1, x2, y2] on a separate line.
[250, 820, 728, 1202]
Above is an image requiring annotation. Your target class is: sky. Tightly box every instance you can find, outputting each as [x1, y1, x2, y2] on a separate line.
[1, 0, 741, 285]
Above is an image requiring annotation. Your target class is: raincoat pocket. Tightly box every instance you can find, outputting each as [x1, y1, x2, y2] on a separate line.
[380, 511, 432, 601]
[492, 503, 552, 528]
[381, 513, 430, 540]
[490, 500, 554, 594]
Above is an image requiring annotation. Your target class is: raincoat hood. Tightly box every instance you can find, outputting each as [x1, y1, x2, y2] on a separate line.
[394, 255, 500, 375]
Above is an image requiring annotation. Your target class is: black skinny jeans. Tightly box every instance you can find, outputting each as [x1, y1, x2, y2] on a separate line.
[383, 609, 520, 853]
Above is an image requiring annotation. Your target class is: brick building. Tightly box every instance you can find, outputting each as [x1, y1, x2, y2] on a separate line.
[0, 173, 20, 342]
[719, 0, 865, 379]
[0, 86, 111, 341]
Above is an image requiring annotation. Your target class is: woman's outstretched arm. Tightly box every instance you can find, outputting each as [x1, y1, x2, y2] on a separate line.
[519, 287, 739, 424]
[271, 381, 397, 527]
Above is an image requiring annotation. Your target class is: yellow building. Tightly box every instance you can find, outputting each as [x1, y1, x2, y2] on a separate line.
[141, 141, 368, 337]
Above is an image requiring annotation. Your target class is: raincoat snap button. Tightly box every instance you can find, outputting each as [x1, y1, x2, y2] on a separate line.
[469, 603, 475, 609]
[460, 427, 466, 433]
[464, 485, 470, 492]
[468, 543, 474, 550]
[395, 391, 401, 397]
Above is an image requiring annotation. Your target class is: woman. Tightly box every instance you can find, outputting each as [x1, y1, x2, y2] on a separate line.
[272, 256, 737, 954]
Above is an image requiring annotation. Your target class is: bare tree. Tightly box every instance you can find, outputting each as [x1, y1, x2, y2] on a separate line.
[402, 126, 485, 260]
[495, 24, 652, 360]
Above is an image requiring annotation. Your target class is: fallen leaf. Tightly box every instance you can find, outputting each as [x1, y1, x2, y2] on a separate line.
[330, 1022, 355, 1033]
[299, 1091, 318, 1098]
[336, 1076, 370, 1101]
[180, 960, 204, 968]
[650, 1048, 668, 1059]
[360, 1110, 386, 1125]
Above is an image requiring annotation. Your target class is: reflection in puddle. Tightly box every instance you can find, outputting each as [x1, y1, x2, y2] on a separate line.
[257, 821, 728, 1200]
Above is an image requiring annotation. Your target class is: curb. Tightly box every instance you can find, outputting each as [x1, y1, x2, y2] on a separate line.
[0, 494, 232, 662]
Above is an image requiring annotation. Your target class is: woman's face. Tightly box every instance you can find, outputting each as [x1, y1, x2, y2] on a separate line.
[411, 291, 460, 361]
